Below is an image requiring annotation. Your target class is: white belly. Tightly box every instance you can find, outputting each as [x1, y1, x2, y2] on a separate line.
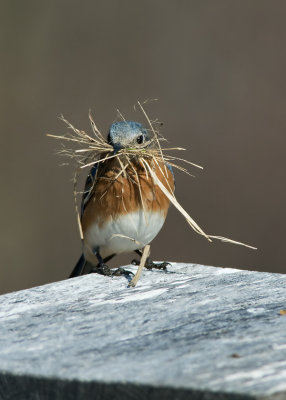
[83, 210, 165, 261]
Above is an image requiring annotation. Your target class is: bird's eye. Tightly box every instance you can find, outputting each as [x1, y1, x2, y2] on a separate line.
[137, 135, 144, 144]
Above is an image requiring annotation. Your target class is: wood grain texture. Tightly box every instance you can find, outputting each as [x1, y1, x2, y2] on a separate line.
[0, 264, 286, 399]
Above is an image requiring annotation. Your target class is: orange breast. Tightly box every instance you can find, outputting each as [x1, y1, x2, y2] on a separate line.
[81, 157, 174, 234]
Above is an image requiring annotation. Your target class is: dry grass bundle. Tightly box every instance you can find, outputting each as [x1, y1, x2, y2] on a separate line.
[47, 101, 256, 250]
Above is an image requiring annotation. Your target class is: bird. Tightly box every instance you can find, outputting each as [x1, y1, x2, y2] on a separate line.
[69, 120, 175, 278]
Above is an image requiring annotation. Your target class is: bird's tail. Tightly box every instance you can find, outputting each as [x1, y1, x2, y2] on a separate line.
[69, 254, 87, 278]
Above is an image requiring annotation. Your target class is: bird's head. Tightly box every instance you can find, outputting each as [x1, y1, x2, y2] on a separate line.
[107, 121, 150, 152]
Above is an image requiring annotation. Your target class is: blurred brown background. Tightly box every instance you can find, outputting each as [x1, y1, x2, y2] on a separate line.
[0, 1, 285, 295]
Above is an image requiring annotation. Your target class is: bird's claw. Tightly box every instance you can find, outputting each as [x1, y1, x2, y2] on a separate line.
[89, 264, 112, 276]
[131, 257, 170, 271]
[145, 260, 170, 271]
[112, 267, 134, 277]
[89, 265, 133, 277]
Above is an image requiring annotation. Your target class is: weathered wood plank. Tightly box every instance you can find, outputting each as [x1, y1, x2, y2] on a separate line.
[0, 264, 286, 399]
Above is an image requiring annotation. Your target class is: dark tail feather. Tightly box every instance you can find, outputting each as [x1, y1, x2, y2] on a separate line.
[69, 253, 117, 278]
[69, 254, 87, 278]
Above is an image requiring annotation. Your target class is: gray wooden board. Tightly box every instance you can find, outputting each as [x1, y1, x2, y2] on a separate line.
[0, 263, 286, 400]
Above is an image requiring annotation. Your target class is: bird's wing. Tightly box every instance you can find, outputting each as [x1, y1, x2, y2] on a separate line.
[166, 162, 175, 189]
[81, 163, 98, 218]
[166, 163, 174, 177]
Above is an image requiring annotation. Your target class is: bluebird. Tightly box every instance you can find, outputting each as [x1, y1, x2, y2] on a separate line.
[69, 121, 175, 278]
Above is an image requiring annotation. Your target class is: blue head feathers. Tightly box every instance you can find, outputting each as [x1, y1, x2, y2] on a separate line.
[108, 121, 150, 151]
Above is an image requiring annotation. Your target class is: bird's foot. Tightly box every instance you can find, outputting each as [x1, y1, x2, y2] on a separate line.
[89, 265, 133, 277]
[131, 257, 170, 271]
[145, 260, 170, 271]
[112, 267, 134, 277]
[89, 264, 113, 276]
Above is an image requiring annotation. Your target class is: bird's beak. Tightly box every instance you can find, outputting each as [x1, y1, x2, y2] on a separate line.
[113, 143, 123, 154]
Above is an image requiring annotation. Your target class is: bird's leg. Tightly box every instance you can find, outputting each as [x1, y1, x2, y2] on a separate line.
[89, 249, 113, 276]
[131, 250, 170, 271]
[89, 250, 133, 277]
[131, 249, 142, 266]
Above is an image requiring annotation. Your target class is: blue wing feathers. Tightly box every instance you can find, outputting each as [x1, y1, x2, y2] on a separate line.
[81, 164, 98, 217]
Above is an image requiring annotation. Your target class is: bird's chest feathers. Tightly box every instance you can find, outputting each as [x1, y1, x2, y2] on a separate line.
[81, 159, 174, 231]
